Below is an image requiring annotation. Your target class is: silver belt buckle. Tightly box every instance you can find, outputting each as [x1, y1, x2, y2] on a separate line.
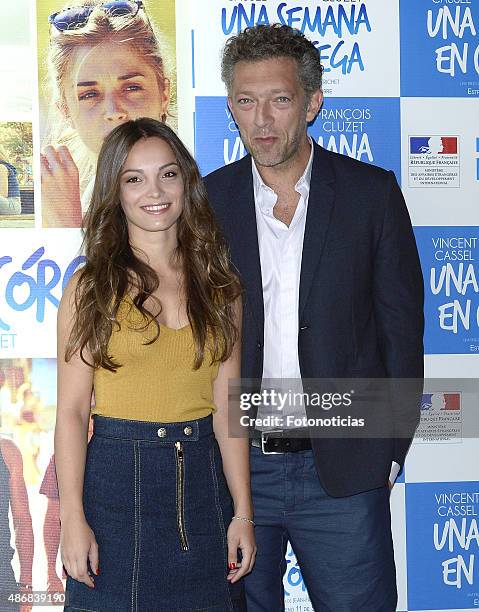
[260, 430, 284, 455]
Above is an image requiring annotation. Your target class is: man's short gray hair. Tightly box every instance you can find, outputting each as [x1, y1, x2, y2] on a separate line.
[221, 24, 323, 97]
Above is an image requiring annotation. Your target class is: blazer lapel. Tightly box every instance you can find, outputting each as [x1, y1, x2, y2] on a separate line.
[299, 143, 336, 320]
[226, 156, 264, 338]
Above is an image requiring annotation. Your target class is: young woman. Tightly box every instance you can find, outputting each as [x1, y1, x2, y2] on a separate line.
[55, 118, 255, 611]
[41, 0, 173, 227]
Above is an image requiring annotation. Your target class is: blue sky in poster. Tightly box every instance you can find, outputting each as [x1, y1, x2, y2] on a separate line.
[400, 0, 479, 97]
[31, 358, 56, 406]
[414, 227, 479, 355]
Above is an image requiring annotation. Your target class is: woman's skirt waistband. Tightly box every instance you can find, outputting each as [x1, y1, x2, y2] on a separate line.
[91, 413, 213, 442]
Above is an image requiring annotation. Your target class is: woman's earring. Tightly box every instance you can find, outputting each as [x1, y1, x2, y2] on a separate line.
[161, 113, 167, 123]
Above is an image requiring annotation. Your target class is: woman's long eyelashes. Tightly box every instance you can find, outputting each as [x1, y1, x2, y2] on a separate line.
[78, 85, 144, 102]
[78, 90, 98, 101]
[125, 84, 143, 92]
[124, 173, 177, 184]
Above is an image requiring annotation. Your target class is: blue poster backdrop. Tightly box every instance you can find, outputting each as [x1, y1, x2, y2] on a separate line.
[400, 0, 479, 97]
[195, 97, 242, 176]
[195, 97, 401, 182]
[309, 97, 401, 183]
[406, 481, 479, 610]
[218, 3, 373, 81]
[414, 226, 479, 355]
[0, 246, 85, 332]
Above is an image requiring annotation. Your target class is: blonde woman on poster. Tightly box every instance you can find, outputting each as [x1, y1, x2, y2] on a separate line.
[55, 118, 254, 610]
[39, 0, 175, 227]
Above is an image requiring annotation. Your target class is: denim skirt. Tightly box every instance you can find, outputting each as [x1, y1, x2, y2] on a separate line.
[64, 414, 245, 612]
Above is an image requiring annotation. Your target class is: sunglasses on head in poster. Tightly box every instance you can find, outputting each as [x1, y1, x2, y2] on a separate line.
[48, 0, 144, 32]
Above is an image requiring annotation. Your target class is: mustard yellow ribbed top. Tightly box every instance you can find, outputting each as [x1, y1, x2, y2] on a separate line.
[92, 297, 220, 422]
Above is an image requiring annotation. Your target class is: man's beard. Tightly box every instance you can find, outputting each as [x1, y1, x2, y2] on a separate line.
[246, 131, 303, 169]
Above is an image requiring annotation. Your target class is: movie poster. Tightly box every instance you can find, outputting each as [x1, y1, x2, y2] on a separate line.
[406, 482, 479, 610]
[400, 0, 479, 97]
[0, 0, 34, 229]
[37, 0, 177, 228]
[415, 226, 479, 355]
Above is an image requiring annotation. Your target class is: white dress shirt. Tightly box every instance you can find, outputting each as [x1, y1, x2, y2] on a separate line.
[251, 141, 400, 484]
[252, 141, 314, 430]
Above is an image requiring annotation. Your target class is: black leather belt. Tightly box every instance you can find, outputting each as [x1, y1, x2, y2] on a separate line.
[251, 431, 312, 454]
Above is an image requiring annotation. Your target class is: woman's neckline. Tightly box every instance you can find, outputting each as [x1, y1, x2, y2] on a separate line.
[123, 294, 190, 332]
[159, 322, 191, 333]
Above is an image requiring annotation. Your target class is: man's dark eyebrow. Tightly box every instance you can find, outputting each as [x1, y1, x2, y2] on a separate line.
[77, 72, 146, 87]
[120, 162, 179, 176]
[235, 88, 294, 96]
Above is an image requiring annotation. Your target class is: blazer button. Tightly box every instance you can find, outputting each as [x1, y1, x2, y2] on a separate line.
[299, 325, 309, 331]
[256, 342, 262, 349]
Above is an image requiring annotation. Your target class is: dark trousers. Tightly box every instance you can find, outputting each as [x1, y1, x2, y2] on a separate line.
[0, 563, 19, 612]
[244, 446, 397, 612]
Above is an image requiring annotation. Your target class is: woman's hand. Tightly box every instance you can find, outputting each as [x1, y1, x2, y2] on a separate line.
[226, 518, 256, 583]
[40, 145, 82, 227]
[18, 585, 32, 612]
[60, 513, 99, 589]
[46, 574, 64, 595]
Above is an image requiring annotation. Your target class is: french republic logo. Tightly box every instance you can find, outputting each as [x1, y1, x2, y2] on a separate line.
[415, 393, 462, 443]
[421, 393, 461, 411]
[408, 135, 460, 188]
[410, 136, 458, 154]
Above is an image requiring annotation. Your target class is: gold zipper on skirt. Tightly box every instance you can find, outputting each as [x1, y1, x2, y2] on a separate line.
[175, 441, 189, 551]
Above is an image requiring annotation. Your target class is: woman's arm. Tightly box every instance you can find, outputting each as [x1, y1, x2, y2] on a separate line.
[55, 272, 98, 588]
[0, 165, 8, 198]
[213, 297, 256, 582]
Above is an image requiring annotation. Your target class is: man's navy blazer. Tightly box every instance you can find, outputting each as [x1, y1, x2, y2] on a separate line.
[204, 142, 424, 497]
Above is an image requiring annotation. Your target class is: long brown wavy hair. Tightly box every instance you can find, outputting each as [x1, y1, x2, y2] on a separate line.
[65, 118, 241, 371]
